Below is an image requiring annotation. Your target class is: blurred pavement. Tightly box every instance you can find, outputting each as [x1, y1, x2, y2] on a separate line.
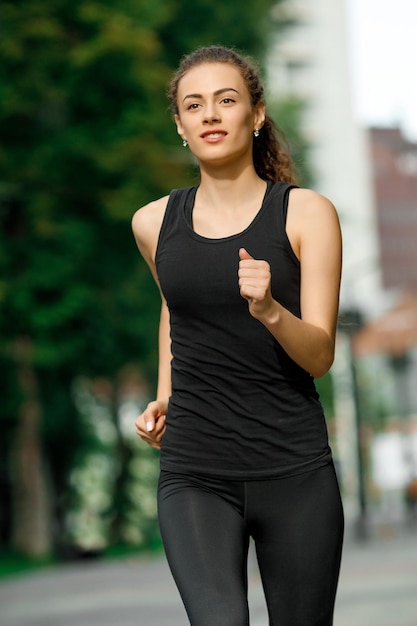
[1, 526, 416, 626]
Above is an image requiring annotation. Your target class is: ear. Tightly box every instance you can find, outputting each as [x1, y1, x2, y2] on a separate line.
[174, 114, 185, 140]
[253, 102, 266, 132]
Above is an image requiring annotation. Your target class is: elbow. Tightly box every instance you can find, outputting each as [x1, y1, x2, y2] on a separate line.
[310, 348, 335, 379]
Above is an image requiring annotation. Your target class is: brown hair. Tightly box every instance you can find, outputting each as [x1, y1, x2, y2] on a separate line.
[168, 45, 297, 184]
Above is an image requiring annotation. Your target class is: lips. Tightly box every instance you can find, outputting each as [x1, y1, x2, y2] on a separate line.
[200, 129, 228, 140]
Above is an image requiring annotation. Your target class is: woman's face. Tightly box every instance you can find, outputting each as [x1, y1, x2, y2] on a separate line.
[175, 62, 265, 168]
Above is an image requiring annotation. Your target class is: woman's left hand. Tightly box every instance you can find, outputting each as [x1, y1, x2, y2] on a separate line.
[238, 248, 275, 321]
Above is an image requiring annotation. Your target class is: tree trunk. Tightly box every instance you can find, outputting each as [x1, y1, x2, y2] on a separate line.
[9, 337, 52, 558]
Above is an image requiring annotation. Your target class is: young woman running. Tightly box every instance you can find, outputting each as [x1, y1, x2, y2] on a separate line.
[132, 45, 344, 626]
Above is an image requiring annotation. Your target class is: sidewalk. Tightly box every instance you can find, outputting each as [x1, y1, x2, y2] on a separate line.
[334, 528, 417, 626]
[1, 527, 416, 625]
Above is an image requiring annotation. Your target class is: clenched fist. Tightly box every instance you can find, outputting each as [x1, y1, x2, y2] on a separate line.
[238, 248, 275, 321]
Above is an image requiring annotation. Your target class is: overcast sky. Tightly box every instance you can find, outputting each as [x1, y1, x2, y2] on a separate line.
[344, 0, 417, 141]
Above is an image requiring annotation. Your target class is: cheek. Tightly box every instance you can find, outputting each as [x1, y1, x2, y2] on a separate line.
[240, 107, 256, 127]
[235, 111, 256, 137]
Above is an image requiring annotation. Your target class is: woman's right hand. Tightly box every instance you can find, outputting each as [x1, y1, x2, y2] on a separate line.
[135, 400, 167, 450]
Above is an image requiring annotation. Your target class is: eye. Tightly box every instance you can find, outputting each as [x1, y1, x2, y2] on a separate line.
[187, 102, 201, 110]
[221, 97, 235, 104]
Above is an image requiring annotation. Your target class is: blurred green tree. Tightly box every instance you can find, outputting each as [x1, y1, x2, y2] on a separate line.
[1, 0, 180, 558]
[0, 0, 306, 559]
[157, 0, 278, 62]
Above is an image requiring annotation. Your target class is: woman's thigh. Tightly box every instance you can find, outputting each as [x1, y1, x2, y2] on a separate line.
[248, 464, 344, 626]
[157, 471, 250, 626]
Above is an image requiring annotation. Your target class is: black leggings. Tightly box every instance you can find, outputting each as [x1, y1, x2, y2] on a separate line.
[157, 463, 344, 626]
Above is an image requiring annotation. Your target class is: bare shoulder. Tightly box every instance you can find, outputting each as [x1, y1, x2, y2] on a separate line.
[288, 187, 339, 221]
[286, 188, 341, 257]
[131, 195, 170, 242]
[131, 195, 170, 263]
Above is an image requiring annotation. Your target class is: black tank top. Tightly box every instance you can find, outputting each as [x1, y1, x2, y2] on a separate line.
[155, 181, 332, 479]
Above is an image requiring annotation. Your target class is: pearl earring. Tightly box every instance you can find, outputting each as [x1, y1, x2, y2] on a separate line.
[182, 139, 188, 147]
[254, 129, 260, 138]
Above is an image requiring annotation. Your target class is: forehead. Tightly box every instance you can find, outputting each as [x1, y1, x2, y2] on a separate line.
[177, 62, 247, 97]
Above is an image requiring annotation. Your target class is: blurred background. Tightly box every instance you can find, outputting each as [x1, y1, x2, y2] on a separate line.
[0, 0, 416, 618]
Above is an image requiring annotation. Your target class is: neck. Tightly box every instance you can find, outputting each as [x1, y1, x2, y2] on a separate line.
[197, 163, 266, 211]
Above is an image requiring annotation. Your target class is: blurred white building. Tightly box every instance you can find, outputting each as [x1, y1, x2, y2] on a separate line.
[267, 0, 382, 314]
[266, 0, 387, 527]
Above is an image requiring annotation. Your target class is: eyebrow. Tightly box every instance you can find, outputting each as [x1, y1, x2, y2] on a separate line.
[182, 87, 240, 103]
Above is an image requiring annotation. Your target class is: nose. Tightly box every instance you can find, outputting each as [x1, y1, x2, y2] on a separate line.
[203, 103, 220, 124]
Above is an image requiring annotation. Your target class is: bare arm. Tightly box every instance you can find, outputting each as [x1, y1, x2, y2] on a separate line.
[131, 196, 171, 448]
[238, 189, 342, 378]
[156, 298, 172, 402]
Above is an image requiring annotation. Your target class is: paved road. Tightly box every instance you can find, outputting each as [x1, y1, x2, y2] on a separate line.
[1, 527, 416, 625]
